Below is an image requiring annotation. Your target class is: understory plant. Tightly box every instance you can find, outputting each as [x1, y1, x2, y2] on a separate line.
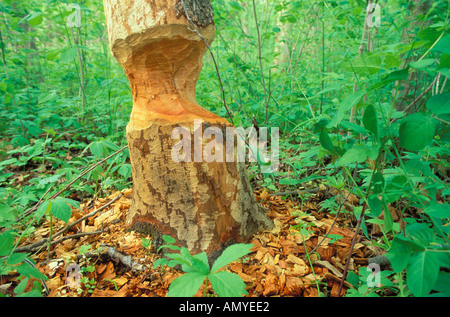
[153, 235, 252, 297]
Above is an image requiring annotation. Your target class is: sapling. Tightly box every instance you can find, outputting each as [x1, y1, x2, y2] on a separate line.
[154, 235, 252, 297]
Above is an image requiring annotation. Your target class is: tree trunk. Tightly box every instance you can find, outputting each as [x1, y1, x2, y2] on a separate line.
[102, 0, 273, 257]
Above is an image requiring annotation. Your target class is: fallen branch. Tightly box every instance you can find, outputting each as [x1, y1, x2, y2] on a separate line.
[21, 145, 128, 220]
[16, 230, 103, 254]
[45, 244, 147, 273]
[15, 194, 122, 253]
[270, 188, 321, 197]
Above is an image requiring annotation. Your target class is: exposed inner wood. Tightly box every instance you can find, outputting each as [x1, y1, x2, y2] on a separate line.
[103, 0, 273, 255]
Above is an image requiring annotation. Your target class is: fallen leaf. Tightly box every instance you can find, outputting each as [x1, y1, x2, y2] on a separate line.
[91, 284, 129, 297]
[283, 276, 303, 296]
[286, 254, 306, 266]
[314, 260, 342, 277]
[263, 274, 279, 296]
[111, 277, 128, 287]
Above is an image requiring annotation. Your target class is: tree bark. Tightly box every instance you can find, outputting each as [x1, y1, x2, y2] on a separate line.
[102, 0, 273, 257]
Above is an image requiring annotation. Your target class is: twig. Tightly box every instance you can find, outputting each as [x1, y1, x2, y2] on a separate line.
[303, 191, 352, 257]
[337, 202, 367, 296]
[48, 230, 102, 249]
[15, 194, 122, 253]
[270, 188, 321, 197]
[180, 3, 269, 178]
[45, 244, 147, 272]
[251, 0, 269, 124]
[21, 145, 128, 220]
[55, 193, 122, 238]
[391, 74, 439, 123]
[16, 230, 102, 254]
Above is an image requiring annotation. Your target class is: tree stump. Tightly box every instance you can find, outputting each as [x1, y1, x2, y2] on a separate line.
[103, 0, 273, 256]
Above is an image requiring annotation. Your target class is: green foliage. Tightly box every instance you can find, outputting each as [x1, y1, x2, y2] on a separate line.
[0, 230, 47, 297]
[1, 0, 449, 298]
[154, 235, 252, 297]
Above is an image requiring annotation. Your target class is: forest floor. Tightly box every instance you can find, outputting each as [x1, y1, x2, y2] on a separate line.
[2, 181, 385, 297]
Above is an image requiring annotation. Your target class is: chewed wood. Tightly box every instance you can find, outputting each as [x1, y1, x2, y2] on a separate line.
[103, 0, 273, 255]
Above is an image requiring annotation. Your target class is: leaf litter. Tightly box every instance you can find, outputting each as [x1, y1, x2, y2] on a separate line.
[6, 186, 375, 297]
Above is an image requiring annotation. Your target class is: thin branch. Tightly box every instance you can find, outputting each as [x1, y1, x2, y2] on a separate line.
[391, 74, 439, 123]
[21, 145, 128, 220]
[15, 194, 122, 253]
[252, 0, 270, 124]
[303, 191, 352, 257]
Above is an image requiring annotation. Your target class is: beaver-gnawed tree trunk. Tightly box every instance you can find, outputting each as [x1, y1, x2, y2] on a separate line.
[102, 0, 273, 257]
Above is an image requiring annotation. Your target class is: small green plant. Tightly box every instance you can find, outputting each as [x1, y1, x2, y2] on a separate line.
[77, 244, 99, 294]
[0, 230, 48, 297]
[345, 269, 395, 297]
[153, 235, 252, 297]
[385, 208, 450, 297]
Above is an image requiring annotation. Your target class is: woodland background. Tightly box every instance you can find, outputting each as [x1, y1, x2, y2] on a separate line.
[0, 0, 449, 297]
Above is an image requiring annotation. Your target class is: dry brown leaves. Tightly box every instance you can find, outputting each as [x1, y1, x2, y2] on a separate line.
[7, 187, 372, 297]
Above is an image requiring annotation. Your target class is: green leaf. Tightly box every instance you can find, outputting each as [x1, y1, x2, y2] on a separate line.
[167, 272, 206, 297]
[14, 278, 29, 295]
[343, 54, 383, 75]
[190, 252, 210, 275]
[409, 58, 435, 70]
[423, 203, 450, 219]
[209, 271, 248, 297]
[279, 178, 300, 185]
[23, 12, 43, 26]
[35, 200, 53, 222]
[0, 204, 15, 223]
[153, 258, 172, 269]
[399, 113, 435, 151]
[367, 195, 383, 217]
[426, 93, 450, 115]
[336, 145, 368, 166]
[405, 223, 435, 245]
[141, 238, 151, 248]
[432, 34, 450, 55]
[370, 171, 385, 195]
[118, 164, 132, 179]
[90, 141, 104, 158]
[363, 104, 378, 139]
[50, 198, 73, 224]
[60, 47, 78, 64]
[0, 158, 18, 168]
[210, 243, 253, 273]
[229, 1, 244, 11]
[432, 271, 450, 294]
[168, 249, 210, 275]
[15, 262, 48, 280]
[386, 236, 412, 273]
[327, 90, 365, 128]
[368, 68, 409, 91]
[162, 235, 176, 244]
[0, 231, 15, 256]
[383, 203, 393, 233]
[319, 130, 334, 152]
[6, 253, 28, 265]
[407, 250, 447, 297]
